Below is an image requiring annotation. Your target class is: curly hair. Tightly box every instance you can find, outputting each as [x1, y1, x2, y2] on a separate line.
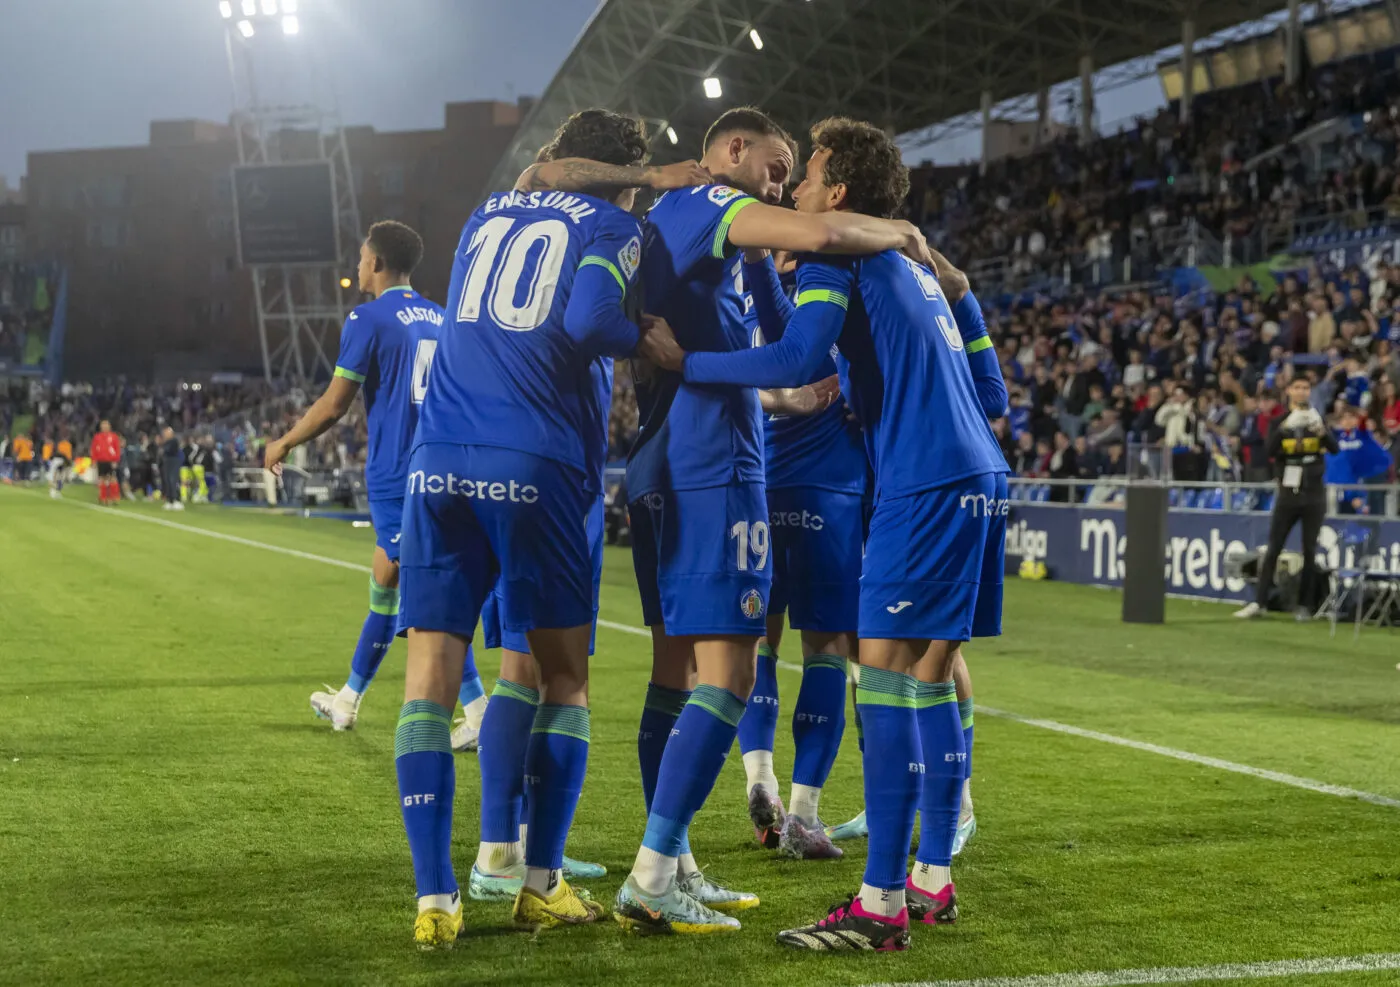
[540, 109, 649, 167]
[809, 117, 909, 220]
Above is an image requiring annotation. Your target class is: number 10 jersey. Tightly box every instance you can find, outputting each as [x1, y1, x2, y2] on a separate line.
[415, 189, 643, 491]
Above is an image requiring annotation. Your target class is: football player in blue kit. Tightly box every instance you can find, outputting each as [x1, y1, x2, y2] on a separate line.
[616, 108, 933, 935]
[736, 248, 863, 861]
[639, 116, 1008, 952]
[459, 132, 710, 905]
[264, 221, 444, 733]
[392, 109, 666, 948]
[828, 248, 1009, 857]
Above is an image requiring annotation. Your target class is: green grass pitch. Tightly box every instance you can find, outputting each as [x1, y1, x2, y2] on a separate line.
[1, 483, 1398, 987]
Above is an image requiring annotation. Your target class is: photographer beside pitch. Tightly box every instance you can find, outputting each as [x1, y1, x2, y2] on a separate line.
[1234, 375, 1338, 621]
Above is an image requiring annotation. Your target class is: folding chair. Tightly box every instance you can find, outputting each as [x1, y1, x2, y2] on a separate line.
[1316, 521, 1380, 639]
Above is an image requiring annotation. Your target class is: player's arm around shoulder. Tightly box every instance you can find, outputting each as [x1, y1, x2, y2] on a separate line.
[514, 159, 709, 194]
[726, 201, 930, 262]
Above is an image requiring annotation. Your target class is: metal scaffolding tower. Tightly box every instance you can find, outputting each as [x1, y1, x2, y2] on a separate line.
[219, 2, 362, 383]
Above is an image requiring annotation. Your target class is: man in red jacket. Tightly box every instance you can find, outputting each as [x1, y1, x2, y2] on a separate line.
[90, 421, 123, 505]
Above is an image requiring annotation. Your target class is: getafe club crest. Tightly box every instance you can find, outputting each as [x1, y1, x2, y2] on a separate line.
[740, 588, 765, 619]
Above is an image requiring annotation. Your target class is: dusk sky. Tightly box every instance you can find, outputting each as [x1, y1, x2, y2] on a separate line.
[0, 0, 601, 185]
[0, 0, 1170, 189]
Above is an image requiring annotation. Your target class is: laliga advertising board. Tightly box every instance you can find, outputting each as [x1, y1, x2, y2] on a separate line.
[1005, 504, 1400, 603]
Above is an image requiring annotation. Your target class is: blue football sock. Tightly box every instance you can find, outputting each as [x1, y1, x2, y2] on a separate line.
[791, 653, 847, 792]
[857, 666, 920, 891]
[916, 682, 965, 869]
[458, 644, 485, 708]
[523, 705, 591, 873]
[736, 644, 779, 755]
[478, 679, 538, 848]
[959, 696, 975, 789]
[638, 682, 690, 813]
[394, 699, 457, 897]
[346, 576, 399, 694]
[641, 685, 746, 859]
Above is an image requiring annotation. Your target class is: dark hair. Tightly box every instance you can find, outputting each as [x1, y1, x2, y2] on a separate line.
[366, 220, 424, 276]
[809, 116, 909, 220]
[703, 106, 791, 154]
[542, 109, 648, 168]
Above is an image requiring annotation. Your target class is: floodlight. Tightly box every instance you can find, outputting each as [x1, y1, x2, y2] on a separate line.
[282, 0, 297, 11]
[282, 15, 299, 34]
[749, 29, 763, 50]
[241, 0, 256, 15]
[666, 126, 678, 145]
[339, 277, 352, 289]
[703, 77, 722, 99]
[219, 1, 233, 20]
[237, 18, 254, 37]
[260, 0, 278, 15]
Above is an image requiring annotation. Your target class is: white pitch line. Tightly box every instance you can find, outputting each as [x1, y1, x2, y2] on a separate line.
[37, 493, 1400, 811]
[976, 705, 1400, 809]
[858, 952, 1400, 987]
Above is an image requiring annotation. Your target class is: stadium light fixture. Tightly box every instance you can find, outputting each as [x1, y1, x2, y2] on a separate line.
[703, 77, 722, 99]
[241, 0, 256, 15]
[282, 0, 297, 11]
[237, 18, 254, 37]
[749, 29, 763, 50]
[666, 126, 679, 145]
[219, 1, 233, 19]
[282, 15, 299, 34]
[260, 0, 278, 14]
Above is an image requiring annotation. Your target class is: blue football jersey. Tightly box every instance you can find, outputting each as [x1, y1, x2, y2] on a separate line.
[628, 184, 763, 496]
[741, 257, 866, 494]
[682, 250, 1006, 499]
[333, 286, 444, 501]
[416, 189, 643, 489]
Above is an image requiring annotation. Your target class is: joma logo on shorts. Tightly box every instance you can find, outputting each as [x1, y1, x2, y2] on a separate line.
[407, 471, 538, 503]
[958, 494, 1010, 517]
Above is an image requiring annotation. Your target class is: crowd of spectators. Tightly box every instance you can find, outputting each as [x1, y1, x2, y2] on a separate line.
[984, 263, 1400, 503]
[0, 377, 369, 479]
[910, 51, 1400, 290]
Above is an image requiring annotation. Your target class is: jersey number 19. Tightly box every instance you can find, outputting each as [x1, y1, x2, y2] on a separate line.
[457, 217, 569, 332]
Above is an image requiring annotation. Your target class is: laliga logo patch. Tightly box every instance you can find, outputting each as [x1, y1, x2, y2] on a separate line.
[708, 185, 744, 207]
[740, 588, 765, 619]
[618, 235, 641, 281]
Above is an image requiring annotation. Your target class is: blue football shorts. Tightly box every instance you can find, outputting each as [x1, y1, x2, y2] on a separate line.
[398, 443, 593, 639]
[482, 493, 605, 655]
[630, 482, 772, 637]
[858, 471, 1006, 642]
[368, 494, 405, 563]
[766, 485, 863, 634]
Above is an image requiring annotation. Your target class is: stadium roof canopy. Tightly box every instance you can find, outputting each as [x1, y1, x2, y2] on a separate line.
[487, 0, 1292, 191]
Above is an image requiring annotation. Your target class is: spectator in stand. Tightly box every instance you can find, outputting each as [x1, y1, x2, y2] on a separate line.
[1011, 431, 1039, 475]
[1156, 385, 1202, 480]
[1048, 431, 1078, 501]
[1308, 293, 1337, 353]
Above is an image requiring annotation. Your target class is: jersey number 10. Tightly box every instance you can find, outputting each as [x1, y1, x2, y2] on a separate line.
[456, 217, 569, 332]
